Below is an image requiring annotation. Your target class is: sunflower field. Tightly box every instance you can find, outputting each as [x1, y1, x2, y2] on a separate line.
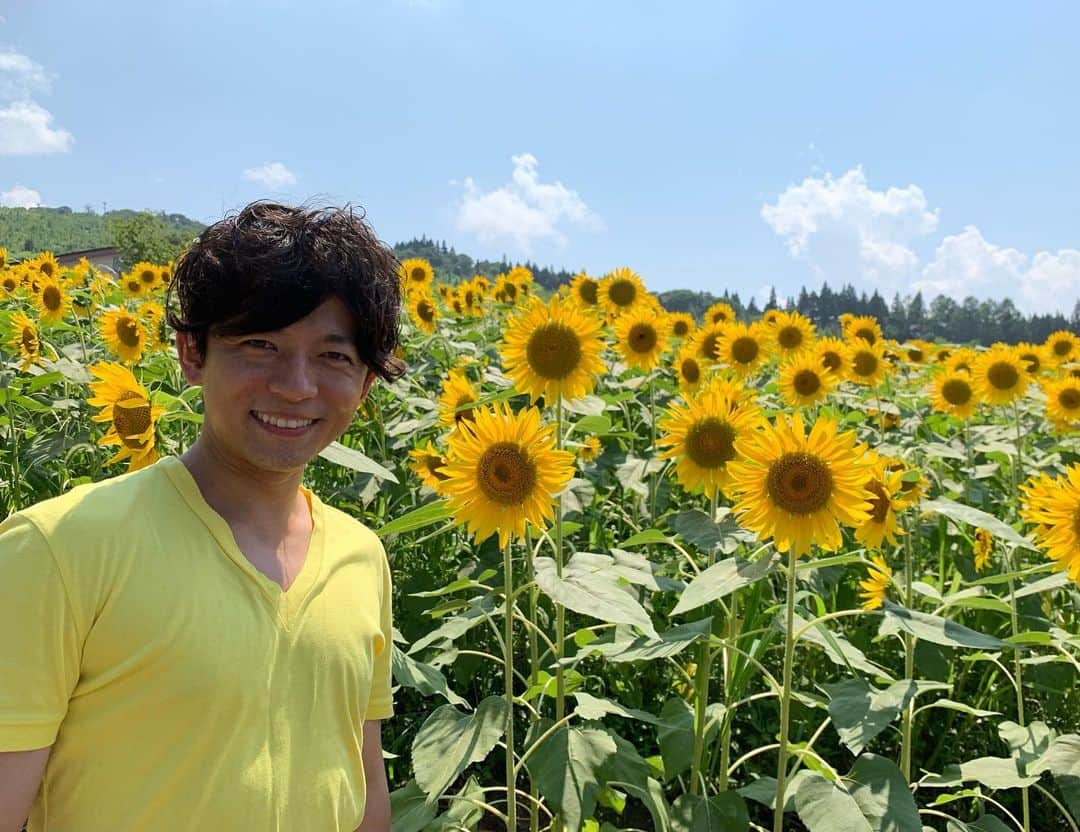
[5, 247, 1080, 832]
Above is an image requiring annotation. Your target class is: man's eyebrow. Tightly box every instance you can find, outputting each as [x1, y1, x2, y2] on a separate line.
[321, 334, 358, 347]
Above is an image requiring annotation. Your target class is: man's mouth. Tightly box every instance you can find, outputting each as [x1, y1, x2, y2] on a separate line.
[251, 410, 318, 431]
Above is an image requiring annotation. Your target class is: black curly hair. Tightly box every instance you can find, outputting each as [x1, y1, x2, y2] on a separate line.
[166, 201, 405, 381]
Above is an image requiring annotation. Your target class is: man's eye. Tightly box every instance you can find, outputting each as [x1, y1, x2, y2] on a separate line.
[244, 339, 275, 350]
[325, 351, 354, 363]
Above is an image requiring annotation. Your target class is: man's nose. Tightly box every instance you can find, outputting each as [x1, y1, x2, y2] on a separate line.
[268, 353, 318, 400]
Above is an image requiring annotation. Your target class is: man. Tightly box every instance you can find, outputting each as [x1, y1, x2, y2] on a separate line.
[0, 202, 405, 831]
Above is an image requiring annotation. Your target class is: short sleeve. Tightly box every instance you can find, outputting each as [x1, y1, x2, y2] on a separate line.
[364, 544, 394, 720]
[0, 514, 82, 750]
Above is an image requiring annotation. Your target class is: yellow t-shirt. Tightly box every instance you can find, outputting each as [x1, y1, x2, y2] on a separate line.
[0, 456, 394, 831]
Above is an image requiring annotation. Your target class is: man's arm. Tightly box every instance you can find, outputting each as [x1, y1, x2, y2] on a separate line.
[355, 720, 390, 832]
[0, 746, 51, 832]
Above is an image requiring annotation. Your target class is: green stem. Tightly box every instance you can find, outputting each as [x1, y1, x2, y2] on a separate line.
[690, 488, 721, 796]
[502, 539, 517, 832]
[2, 368, 22, 513]
[648, 372, 657, 519]
[554, 393, 566, 726]
[900, 525, 915, 782]
[525, 529, 540, 832]
[773, 546, 799, 832]
[1007, 546, 1031, 832]
[1012, 401, 1023, 505]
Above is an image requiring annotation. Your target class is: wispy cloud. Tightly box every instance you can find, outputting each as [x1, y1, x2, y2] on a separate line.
[457, 153, 603, 252]
[242, 161, 298, 191]
[0, 49, 72, 155]
[0, 184, 42, 208]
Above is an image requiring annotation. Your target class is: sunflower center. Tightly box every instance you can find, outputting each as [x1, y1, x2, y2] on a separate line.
[987, 361, 1019, 391]
[685, 418, 736, 469]
[425, 455, 449, 481]
[852, 351, 878, 377]
[117, 317, 142, 348]
[40, 261, 55, 278]
[127, 279, 141, 293]
[672, 319, 689, 337]
[2, 277, 16, 292]
[942, 378, 972, 406]
[140, 268, 156, 285]
[820, 350, 842, 371]
[680, 357, 701, 384]
[1073, 507, 1080, 539]
[504, 283, 518, 301]
[1058, 388, 1080, 411]
[578, 279, 598, 305]
[113, 393, 152, 449]
[868, 480, 890, 524]
[608, 279, 636, 308]
[42, 285, 62, 311]
[712, 311, 730, 324]
[417, 299, 435, 322]
[477, 442, 537, 506]
[855, 327, 876, 344]
[410, 267, 426, 283]
[767, 452, 834, 515]
[701, 333, 721, 360]
[1053, 339, 1073, 357]
[907, 348, 923, 362]
[731, 336, 759, 364]
[526, 322, 582, 380]
[628, 323, 657, 354]
[777, 326, 803, 350]
[454, 395, 476, 423]
[21, 326, 37, 353]
[1020, 352, 1040, 372]
[793, 369, 821, 396]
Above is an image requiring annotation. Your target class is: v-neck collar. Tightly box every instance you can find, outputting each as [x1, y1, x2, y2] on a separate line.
[160, 456, 326, 628]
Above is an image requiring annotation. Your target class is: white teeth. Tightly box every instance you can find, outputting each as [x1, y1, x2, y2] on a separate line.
[254, 411, 314, 429]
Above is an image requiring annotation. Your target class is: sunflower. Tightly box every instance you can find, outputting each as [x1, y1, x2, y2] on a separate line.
[577, 436, 602, 462]
[130, 261, 161, 293]
[31, 252, 60, 282]
[34, 275, 71, 324]
[902, 340, 931, 365]
[858, 554, 893, 610]
[439, 403, 575, 548]
[494, 274, 520, 305]
[1045, 330, 1080, 366]
[138, 300, 168, 350]
[1015, 343, 1047, 376]
[500, 295, 605, 404]
[843, 315, 883, 346]
[614, 308, 669, 371]
[7, 311, 42, 370]
[689, 322, 729, 364]
[409, 442, 450, 493]
[673, 345, 707, 394]
[930, 371, 979, 420]
[727, 413, 873, 557]
[853, 455, 905, 549]
[599, 267, 647, 317]
[87, 362, 165, 471]
[507, 265, 534, 289]
[1, 269, 19, 295]
[847, 340, 888, 388]
[121, 271, 145, 298]
[714, 322, 767, 377]
[945, 347, 978, 375]
[882, 456, 929, 508]
[99, 308, 147, 364]
[0, 247, 6, 269]
[1043, 376, 1080, 427]
[972, 346, 1028, 406]
[438, 368, 479, 427]
[705, 301, 736, 326]
[399, 257, 435, 290]
[814, 337, 852, 380]
[973, 528, 993, 571]
[159, 262, 173, 288]
[408, 292, 439, 334]
[1020, 466, 1080, 583]
[768, 310, 816, 359]
[778, 354, 837, 408]
[667, 312, 696, 341]
[657, 386, 763, 495]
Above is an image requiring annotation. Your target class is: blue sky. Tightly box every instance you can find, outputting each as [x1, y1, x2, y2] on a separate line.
[3, 1, 1079, 313]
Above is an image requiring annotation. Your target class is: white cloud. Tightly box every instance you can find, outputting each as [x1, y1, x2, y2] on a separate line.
[0, 184, 41, 208]
[0, 49, 51, 98]
[0, 100, 73, 154]
[242, 161, 298, 190]
[457, 153, 602, 251]
[761, 166, 938, 289]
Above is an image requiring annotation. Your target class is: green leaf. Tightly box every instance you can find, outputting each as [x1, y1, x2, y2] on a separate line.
[1011, 571, 1071, 599]
[411, 696, 508, 801]
[377, 501, 453, 537]
[582, 618, 712, 663]
[914, 698, 1000, 719]
[669, 509, 753, 554]
[423, 776, 484, 831]
[788, 613, 893, 680]
[389, 780, 438, 832]
[967, 816, 1012, 832]
[999, 720, 1054, 767]
[671, 553, 779, 615]
[657, 697, 695, 781]
[391, 647, 469, 707]
[671, 792, 749, 832]
[846, 754, 922, 832]
[880, 602, 1011, 650]
[319, 440, 399, 482]
[794, 771, 873, 832]
[1027, 734, 1080, 821]
[564, 394, 607, 416]
[534, 553, 658, 638]
[619, 529, 671, 548]
[573, 414, 613, 436]
[526, 723, 617, 832]
[922, 757, 1039, 790]
[920, 498, 1036, 550]
[573, 692, 664, 726]
[599, 731, 673, 832]
[825, 679, 948, 755]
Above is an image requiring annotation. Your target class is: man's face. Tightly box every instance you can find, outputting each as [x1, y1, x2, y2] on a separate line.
[178, 296, 375, 477]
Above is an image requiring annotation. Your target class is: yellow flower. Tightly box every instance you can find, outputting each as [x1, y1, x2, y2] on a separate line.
[854, 456, 905, 550]
[399, 257, 435, 290]
[902, 340, 931, 365]
[814, 337, 852, 381]
[500, 295, 605, 404]
[121, 270, 145, 298]
[130, 261, 161, 293]
[843, 315, 883, 346]
[599, 267, 647, 317]
[728, 413, 872, 558]
[881, 456, 929, 508]
[1043, 376, 1080, 427]
[930, 371, 979, 420]
[408, 291, 439, 334]
[1045, 330, 1080, 366]
[673, 345, 707, 394]
[847, 340, 888, 388]
[778, 354, 837, 408]
[577, 436, 602, 462]
[568, 272, 600, 309]
[1020, 466, 1080, 583]
[409, 442, 450, 493]
[762, 308, 781, 327]
[973, 528, 993, 571]
[0, 247, 6, 269]
[689, 322, 728, 364]
[438, 368, 479, 428]
[704, 301, 736, 326]
[667, 312, 696, 341]
[1, 269, 20, 296]
[858, 554, 892, 610]
[972, 346, 1028, 406]
[768, 311, 816, 359]
[88, 362, 165, 471]
[658, 385, 763, 496]
[1015, 343, 1047, 376]
[34, 275, 71, 324]
[714, 322, 767, 377]
[7, 311, 42, 370]
[31, 251, 60, 282]
[614, 307, 669, 371]
[98, 309, 147, 364]
[138, 300, 169, 352]
[945, 347, 977, 375]
[440, 403, 575, 548]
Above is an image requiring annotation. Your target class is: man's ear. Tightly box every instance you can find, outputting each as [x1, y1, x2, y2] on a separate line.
[176, 332, 205, 385]
[358, 367, 377, 402]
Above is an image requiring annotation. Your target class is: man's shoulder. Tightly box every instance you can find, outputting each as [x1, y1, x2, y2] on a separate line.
[316, 499, 385, 554]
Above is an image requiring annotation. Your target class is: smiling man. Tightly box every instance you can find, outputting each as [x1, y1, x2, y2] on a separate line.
[0, 202, 405, 831]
